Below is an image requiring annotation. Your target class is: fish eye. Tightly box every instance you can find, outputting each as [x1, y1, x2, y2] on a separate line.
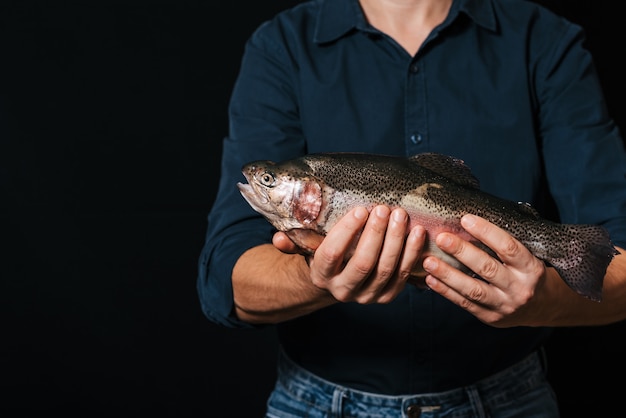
[259, 171, 276, 187]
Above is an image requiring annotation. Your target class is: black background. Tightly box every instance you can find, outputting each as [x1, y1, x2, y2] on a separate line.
[1, 1, 624, 417]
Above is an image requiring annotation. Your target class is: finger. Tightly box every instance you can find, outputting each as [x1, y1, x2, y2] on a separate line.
[312, 206, 369, 280]
[459, 214, 533, 270]
[272, 232, 300, 254]
[378, 224, 426, 302]
[374, 208, 409, 279]
[274, 229, 324, 255]
[435, 230, 503, 284]
[344, 205, 391, 285]
[399, 225, 426, 278]
[456, 214, 545, 301]
[356, 208, 409, 301]
[423, 255, 492, 311]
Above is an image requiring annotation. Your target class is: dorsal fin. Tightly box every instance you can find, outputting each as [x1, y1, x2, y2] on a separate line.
[409, 153, 480, 188]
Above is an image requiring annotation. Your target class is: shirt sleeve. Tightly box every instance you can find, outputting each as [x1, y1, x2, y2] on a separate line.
[534, 18, 626, 249]
[196, 20, 307, 328]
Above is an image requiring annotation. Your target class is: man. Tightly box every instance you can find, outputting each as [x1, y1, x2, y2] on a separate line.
[198, 0, 626, 415]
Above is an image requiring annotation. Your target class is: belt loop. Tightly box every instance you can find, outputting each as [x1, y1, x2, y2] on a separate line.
[465, 385, 487, 418]
[331, 388, 346, 417]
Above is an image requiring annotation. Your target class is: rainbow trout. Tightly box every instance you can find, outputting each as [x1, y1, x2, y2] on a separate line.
[237, 152, 618, 301]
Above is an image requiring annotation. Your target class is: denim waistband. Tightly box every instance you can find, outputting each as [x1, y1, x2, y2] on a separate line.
[275, 347, 548, 416]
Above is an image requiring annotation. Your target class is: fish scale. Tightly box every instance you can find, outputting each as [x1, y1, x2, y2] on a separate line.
[238, 152, 618, 302]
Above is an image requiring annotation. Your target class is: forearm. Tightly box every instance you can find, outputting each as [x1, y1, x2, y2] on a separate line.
[538, 246, 626, 326]
[232, 243, 337, 324]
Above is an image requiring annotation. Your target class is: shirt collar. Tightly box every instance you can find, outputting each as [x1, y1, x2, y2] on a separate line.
[313, 0, 497, 44]
[313, 0, 363, 44]
[458, 0, 497, 32]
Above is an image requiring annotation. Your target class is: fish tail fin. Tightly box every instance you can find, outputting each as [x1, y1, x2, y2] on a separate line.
[545, 224, 618, 302]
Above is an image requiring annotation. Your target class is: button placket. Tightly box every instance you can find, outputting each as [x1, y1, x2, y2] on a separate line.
[405, 58, 427, 154]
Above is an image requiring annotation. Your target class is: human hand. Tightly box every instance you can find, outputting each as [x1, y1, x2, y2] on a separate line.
[273, 229, 324, 255]
[283, 205, 425, 304]
[422, 214, 548, 327]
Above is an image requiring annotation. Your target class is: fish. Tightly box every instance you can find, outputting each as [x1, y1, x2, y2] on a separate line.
[237, 152, 618, 302]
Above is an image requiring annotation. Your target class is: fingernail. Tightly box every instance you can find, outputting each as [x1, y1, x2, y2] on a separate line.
[437, 234, 452, 248]
[462, 214, 476, 228]
[423, 257, 437, 271]
[392, 209, 406, 222]
[410, 226, 423, 239]
[354, 207, 368, 219]
[425, 276, 437, 289]
[375, 206, 389, 218]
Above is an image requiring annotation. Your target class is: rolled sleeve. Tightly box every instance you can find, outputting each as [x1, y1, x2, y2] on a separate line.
[197, 219, 272, 328]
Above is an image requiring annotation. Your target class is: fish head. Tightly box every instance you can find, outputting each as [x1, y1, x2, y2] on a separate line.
[237, 160, 323, 232]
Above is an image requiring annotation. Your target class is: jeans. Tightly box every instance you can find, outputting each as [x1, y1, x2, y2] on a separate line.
[265, 348, 559, 418]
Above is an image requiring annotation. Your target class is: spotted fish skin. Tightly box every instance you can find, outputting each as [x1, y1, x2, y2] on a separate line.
[237, 152, 618, 302]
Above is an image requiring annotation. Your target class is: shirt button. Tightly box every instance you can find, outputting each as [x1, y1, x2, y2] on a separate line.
[410, 133, 422, 144]
[410, 63, 419, 73]
[406, 404, 421, 417]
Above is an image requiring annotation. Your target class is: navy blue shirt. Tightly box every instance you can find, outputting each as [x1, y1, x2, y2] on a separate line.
[198, 0, 626, 393]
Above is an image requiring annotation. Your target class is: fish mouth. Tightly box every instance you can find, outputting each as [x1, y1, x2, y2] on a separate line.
[237, 180, 294, 232]
[237, 182, 269, 206]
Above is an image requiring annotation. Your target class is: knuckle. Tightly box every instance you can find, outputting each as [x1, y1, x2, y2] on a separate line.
[388, 227, 405, 240]
[310, 275, 325, 289]
[368, 221, 387, 235]
[318, 247, 343, 265]
[333, 288, 353, 303]
[500, 303, 517, 317]
[484, 312, 506, 327]
[450, 239, 467, 258]
[476, 258, 499, 279]
[531, 258, 546, 277]
[458, 296, 475, 310]
[354, 293, 375, 304]
[516, 287, 534, 305]
[376, 265, 395, 282]
[501, 237, 520, 257]
[396, 268, 413, 283]
[351, 260, 374, 277]
[376, 292, 395, 304]
[465, 284, 486, 303]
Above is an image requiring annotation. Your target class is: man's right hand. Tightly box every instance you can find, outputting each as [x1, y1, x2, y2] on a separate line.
[275, 206, 426, 304]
